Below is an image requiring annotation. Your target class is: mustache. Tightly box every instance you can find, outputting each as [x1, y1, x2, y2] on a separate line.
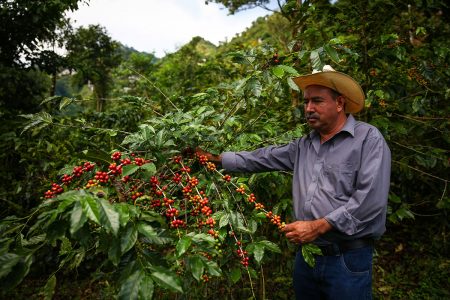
[306, 113, 319, 120]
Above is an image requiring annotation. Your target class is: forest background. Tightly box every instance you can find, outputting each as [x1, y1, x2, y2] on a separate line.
[0, 0, 449, 299]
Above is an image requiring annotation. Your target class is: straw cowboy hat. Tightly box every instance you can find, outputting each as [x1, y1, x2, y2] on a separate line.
[292, 65, 365, 113]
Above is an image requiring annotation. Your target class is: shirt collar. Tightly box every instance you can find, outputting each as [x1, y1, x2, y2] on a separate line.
[308, 114, 356, 140]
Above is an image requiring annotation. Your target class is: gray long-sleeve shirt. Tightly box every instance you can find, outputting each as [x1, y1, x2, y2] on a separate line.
[221, 115, 391, 242]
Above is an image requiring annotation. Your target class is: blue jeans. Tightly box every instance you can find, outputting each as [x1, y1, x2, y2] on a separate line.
[293, 246, 373, 300]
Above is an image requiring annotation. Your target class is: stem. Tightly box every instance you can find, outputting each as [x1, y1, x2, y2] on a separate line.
[129, 68, 180, 111]
[393, 160, 449, 183]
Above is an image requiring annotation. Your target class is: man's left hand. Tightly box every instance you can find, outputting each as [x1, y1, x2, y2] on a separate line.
[281, 218, 332, 244]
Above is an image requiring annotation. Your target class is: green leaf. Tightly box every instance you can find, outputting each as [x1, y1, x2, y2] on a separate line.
[79, 149, 111, 164]
[190, 233, 216, 245]
[2, 253, 33, 290]
[138, 275, 154, 300]
[120, 223, 138, 254]
[252, 244, 265, 264]
[204, 260, 222, 277]
[21, 234, 46, 247]
[324, 44, 340, 63]
[80, 191, 100, 224]
[287, 77, 300, 91]
[139, 124, 156, 139]
[115, 203, 132, 226]
[258, 240, 281, 253]
[59, 97, 73, 110]
[176, 236, 192, 257]
[150, 266, 183, 293]
[42, 275, 56, 300]
[272, 66, 285, 78]
[70, 200, 87, 235]
[138, 223, 172, 245]
[40, 95, 63, 105]
[140, 211, 165, 226]
[219, 214, 229, 228]
[229, 267, 242, 284]
[302, 244, 322, 267]
[297, 50, 308, 61]
[156, 130, 165, 147]
[118, 269, 143, 300]
[310, 49, 323, 71]
[138, 223, 158, 239]
[247, 77, 262, 97]
[20, 112, 53, 134]
[388, 193, 402, 204]
[108, 238, 121, 266]
[97, 198, 120, 235]
[0, 253, 20, 279]
[278, 65, 299, 75]
[122, 164, 140, 177]
[140, 163, 157, 178]
[186, 255, 204, 281]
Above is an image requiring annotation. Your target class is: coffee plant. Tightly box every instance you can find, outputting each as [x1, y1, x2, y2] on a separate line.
[0, 141, 320, 299]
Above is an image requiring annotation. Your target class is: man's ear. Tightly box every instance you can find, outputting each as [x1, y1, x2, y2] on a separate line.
[336, 96, 345, 112]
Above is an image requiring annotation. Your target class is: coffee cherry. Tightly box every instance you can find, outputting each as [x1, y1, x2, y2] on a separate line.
[134, 157, 145, 166]
[120, 158, 132, 165]
[172, 173, 182, 184]
[189, 177, 199, 187]
[108, 163, 122, 175]
[236, 185, 246, 194]
[247, 193, 256, 203]
[201, 206, 212, 216]
[51, 183, 63, 194]
[254, 202, 264, 210]
[222, 174, 231, 182]
[197, 154, 208, 165]
[61, 174, 72, 184]
[171, 219, 185, 228]
[83, 162, 95, 172]
[94, 171, 109, 183]
[206, 162, 216, 171]
[205, 217, 215, 227]
[181, 166, 191, 173]
[44, 190, 54, 199]
[165, 208, 179, 218]
[172, 156, 182, 164]
[111, 151, 122, 161]
[207, 229, 218, 238]
[85, 179, 99, 188]
[73, 166, 83, 177]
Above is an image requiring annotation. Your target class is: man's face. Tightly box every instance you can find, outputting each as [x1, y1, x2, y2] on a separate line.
[303, 85, 344, 134]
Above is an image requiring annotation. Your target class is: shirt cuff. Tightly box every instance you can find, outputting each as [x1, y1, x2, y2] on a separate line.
[325, 206, 362, 236]
[221, 152, 237, 171]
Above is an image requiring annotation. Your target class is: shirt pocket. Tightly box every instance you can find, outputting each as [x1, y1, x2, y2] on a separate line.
[322, 163, 355, 197]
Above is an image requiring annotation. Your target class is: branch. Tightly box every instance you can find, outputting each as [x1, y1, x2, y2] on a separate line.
[129, 68, 180, 112]
[393, 160, 449, 183]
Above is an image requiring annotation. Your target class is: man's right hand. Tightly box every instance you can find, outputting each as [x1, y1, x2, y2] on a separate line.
[195, 147, 222, 164]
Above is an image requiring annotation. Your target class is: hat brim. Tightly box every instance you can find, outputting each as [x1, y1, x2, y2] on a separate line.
[292, 71, 365, 114]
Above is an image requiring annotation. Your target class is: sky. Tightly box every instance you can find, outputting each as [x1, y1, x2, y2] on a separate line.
[66, 0, 277, 58]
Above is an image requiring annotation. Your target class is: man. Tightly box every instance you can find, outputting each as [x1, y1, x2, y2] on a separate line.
[199, 65, 391, 299]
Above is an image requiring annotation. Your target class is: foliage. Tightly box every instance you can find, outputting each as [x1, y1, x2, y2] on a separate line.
[205, 0, 276, 14]
[0, 0, 83, 67]
[0, 0, 449, 298]
[65, 24, 122, 112]
[0, 119, 302, 298]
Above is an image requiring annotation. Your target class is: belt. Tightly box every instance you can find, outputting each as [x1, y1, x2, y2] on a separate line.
[316, 238, 374, 256]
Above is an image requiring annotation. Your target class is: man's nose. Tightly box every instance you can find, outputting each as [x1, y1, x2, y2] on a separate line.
[305, 102, 314, 112]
